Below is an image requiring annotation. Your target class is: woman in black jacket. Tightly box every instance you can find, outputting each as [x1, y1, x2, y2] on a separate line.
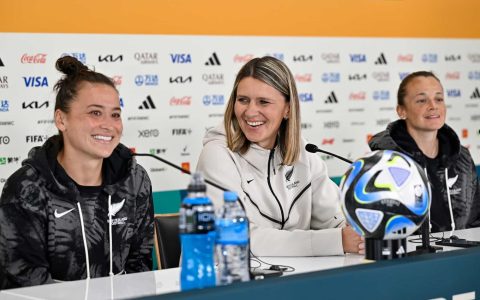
[0, 56, 154, 289]
[369, 71, 480, 233]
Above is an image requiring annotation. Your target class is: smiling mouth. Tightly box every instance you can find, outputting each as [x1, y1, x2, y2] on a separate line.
[246, 121, 265, 127]
[425, 115, 440, 119]
[93, 135, 113, 141]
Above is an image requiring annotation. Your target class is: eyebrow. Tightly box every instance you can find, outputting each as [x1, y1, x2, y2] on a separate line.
[87, 104, 121, 111]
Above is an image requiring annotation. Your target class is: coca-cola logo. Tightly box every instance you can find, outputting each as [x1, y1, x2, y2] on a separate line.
[169, 96, 192, 106]
[21, 53, 47, 64]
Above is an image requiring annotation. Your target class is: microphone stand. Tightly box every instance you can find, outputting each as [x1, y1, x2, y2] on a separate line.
[133, 153, 228, 193]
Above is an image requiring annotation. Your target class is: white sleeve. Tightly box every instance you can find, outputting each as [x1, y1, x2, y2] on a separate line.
[310, 156, 346, 230]
[196, 140, 243, 209]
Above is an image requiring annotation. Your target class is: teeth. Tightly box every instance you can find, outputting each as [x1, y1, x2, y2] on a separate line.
[93, 135, 112, 141]
[246, 121, 264, 127]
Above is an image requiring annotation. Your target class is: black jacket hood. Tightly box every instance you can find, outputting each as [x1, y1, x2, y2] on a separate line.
[369, 119, 461, 168]
[22, 135, 135, 197]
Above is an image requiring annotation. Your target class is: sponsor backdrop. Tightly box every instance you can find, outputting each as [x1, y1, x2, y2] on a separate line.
[1, 1, 480, 212]
[1, 34, 479, 201]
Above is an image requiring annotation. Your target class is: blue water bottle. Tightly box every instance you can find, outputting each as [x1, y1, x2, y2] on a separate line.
[215, 191, 250, 285]
[179, 172, 216, 291]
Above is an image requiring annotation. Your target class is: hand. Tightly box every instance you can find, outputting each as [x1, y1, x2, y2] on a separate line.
[342, 225, 365, 254]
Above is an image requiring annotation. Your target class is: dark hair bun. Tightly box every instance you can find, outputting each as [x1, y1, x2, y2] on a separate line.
[56, 56, 88, 76]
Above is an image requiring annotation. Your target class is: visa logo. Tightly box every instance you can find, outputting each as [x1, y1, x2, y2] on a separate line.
[23, 76, 48, 87]
[299, 93, 313, 102]
[349, 54, 366, 63]
[447, 89, 461, 97]
[170, 53, 192, 63]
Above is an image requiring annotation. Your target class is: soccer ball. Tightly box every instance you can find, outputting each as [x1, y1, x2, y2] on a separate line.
[339, 150, 430, 240]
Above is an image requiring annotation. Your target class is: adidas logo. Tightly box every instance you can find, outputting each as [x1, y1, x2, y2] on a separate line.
[325, 91, 338, 103]
[471, 87, 480, 99]
[205, 52, 221, 66]
[374, 53, 387, 65]
[0, 58, 4, 67]
[138, 95, 156, 109]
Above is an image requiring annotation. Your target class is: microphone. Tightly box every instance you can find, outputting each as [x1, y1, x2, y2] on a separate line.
[132, 152, 229, 193]
[305, 143, 352, 164]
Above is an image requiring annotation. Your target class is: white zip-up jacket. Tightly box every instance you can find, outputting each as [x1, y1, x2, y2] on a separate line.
[196, 125, 345, 256]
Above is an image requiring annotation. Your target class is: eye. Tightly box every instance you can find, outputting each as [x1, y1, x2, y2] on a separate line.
[236, 97, 249, 104]
[436, 97, 444, 102]
[259, 99, 270, 105]
[112, 112, 121, 119]
[89, 110, 102, 116]
[415, 98, 426, 104]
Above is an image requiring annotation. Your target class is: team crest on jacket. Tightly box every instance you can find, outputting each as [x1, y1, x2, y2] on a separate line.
[109, 198, 128, 225]
[447, 174, 462, 196]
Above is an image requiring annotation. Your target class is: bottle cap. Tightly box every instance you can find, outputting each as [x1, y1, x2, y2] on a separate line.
[224, 191, 238, 202]
[187, 172, 207, 193]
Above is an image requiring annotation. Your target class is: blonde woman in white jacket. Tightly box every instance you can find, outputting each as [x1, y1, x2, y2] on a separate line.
[197, 56, 363, 256]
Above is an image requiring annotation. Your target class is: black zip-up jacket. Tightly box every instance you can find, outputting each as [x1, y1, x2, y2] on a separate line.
[369, 120, 480, 232]
[0, 136, 154, 289]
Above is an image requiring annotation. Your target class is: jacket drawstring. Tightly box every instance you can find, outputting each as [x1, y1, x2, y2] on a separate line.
[108, 194, 114, 276]
[444, 168, 456, 236]
[77, 202, 91, 279]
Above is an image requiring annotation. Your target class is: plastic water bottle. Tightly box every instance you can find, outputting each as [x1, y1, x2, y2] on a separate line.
[179, 172, 216, 291]
[215, 191, 250, 285]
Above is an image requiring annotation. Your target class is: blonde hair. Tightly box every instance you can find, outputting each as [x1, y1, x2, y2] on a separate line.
[224, 56, 300, 165]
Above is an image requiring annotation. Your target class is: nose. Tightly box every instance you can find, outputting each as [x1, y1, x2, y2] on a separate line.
[100, 115, 116, 130]
[244, 101, 259, 117]
[427, 97, 438, 110]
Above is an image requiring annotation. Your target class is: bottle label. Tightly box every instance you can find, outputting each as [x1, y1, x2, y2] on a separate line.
[179, 204, 215, 234]
[216, 219, 249, 245]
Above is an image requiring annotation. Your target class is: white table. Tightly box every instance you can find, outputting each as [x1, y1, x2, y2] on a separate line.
[1, 228, 478, 300]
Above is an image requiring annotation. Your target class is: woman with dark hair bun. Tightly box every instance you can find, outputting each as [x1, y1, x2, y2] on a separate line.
[0, 56, 154, 289]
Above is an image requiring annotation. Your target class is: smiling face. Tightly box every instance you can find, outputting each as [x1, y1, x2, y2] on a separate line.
[397, 76, 446, 134]
[234, 77, 290, 149]
[55, 82, 123, 161]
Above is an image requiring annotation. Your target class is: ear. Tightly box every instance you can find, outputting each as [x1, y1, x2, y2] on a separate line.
[284, 103, 290, 119]
[396, 105, 406, 120]
[55, 109, 67, 132]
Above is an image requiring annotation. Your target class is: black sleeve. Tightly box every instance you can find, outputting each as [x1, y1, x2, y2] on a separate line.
[467, 164, 480, 228]
[124, 167, 154, 273]
[0, 175, 53, 289]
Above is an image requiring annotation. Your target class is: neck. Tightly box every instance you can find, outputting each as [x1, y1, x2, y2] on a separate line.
[57, 150, 103, 186]
[406, 125, 439, 159]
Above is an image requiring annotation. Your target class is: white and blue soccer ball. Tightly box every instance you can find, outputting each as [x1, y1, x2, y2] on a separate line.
[339, 150, 430, 240]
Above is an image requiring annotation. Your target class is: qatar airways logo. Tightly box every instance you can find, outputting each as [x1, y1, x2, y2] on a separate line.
[234, 54, 254, 63]
[21, 53, 47, 64]
[295, 73, 312, 83]
[321, 53, 340, 63]
[397, 54, 413, 62]
[372, 72, 389, 82]
[169, 96, 191, 106]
